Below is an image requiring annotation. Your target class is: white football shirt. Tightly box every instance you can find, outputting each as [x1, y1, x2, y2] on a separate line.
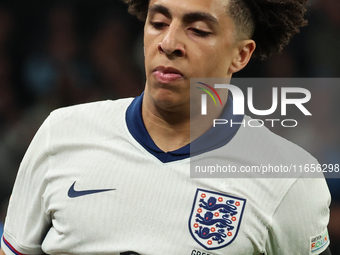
[1, 94, 330, 255]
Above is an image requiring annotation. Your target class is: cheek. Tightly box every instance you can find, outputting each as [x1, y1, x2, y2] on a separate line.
[143, 26, 159, 54]
[206, 45, 234, 75]
[143, 36, 158, 68]
[189, 37, 233, 75]
[191, 49, 231, 77]
[143, 34, 153, 56]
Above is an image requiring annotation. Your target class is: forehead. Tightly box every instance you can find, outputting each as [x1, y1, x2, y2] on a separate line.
[148, 0, 230, 20]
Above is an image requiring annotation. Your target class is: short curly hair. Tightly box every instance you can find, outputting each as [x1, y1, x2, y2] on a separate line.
[122, 0, 308, 60]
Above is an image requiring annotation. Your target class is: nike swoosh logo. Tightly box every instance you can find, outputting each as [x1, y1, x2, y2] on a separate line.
[68, 181, 116, 198]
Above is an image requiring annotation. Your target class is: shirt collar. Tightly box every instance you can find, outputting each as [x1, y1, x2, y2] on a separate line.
[125, 92, 244, 163]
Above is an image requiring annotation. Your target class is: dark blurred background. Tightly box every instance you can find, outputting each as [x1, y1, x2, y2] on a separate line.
[0, 0, 339, 253]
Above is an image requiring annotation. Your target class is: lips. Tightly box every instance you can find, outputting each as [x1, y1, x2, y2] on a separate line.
[153, 66, 184, 84]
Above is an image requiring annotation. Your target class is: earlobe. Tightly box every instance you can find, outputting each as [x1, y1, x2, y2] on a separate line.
[229, 40, 256, 74]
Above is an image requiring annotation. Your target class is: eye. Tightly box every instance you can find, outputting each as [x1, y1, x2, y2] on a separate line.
[190, 28, 212, 37]
[150, 21, 168, 30]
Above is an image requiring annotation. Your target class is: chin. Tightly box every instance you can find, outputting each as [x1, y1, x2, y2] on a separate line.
[152, 92, 188, 112]
[154, 93, 181, 108]
[145, 76, 189, 108]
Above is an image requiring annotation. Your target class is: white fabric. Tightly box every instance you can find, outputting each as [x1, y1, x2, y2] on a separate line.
[2, 98, 330, 255]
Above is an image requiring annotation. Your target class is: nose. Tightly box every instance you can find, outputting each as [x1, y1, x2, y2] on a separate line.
[158, 23, 185, 57]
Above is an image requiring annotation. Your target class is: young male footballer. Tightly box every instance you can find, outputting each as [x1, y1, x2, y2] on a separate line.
[0, 0, 332, 254]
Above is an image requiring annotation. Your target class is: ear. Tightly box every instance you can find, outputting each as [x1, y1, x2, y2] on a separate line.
[228, 39, 256, 74]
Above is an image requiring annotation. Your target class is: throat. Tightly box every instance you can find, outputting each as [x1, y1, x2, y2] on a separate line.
[143, 111, 191, 152]
[154, 133, 190, 152]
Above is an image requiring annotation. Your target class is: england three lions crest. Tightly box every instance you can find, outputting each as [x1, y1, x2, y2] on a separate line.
[189, 189, 246, 250]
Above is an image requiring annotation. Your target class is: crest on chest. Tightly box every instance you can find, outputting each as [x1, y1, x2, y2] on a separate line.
[188, 189, 246, 250]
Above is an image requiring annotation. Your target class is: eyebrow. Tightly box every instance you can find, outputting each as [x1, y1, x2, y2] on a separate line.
[183, 12, 219, 26]
[148, 4, 219, 27]
[148, 4, 172, 19]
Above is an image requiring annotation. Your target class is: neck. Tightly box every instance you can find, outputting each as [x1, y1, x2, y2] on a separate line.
[142, 94, 190, 152]
[142, 89, 228, 152]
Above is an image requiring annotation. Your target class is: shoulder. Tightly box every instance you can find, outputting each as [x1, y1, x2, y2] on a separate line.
[232, 115, 318, 167]
[49, 98, 134, 124]
[43, 98, 134, 144]
[231, 119, 331, 254]
[221, 114, 328, 210]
